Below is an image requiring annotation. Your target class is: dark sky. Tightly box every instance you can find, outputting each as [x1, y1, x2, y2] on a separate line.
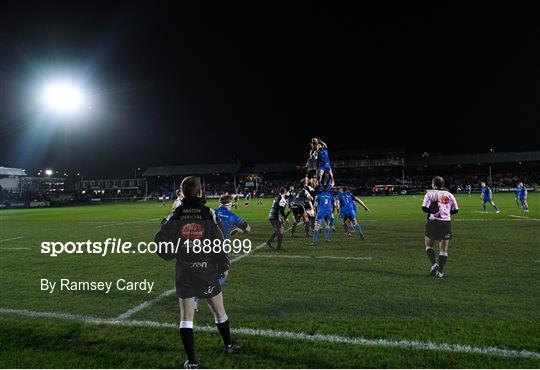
[0, 3, 539, 177]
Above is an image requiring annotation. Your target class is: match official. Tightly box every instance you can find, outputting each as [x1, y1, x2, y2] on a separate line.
[154, 176, 242, 369]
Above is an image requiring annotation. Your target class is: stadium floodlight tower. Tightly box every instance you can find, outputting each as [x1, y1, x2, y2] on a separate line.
[39, 79, 87, 116]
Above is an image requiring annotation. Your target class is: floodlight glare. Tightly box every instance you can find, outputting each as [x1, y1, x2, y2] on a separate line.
[45, 169, 53, 176]
[40, 80, 86, 114]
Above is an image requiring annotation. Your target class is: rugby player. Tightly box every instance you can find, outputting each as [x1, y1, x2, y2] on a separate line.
[422, 176, 459, 278]
[305, 148, 319, 183]
[303, 178, 317, 232]
[312, 137, 334, 183]
[517, 182, 529, 212]
[244, 191, 251, 207]
[515, 184, 521, 208]
[480, 182, 500, 213]
[289, 184, 314, 237]
[335, 186, 370, 239]
[311, 182, 334, 246]
[266, 187, 288, 251]
[215, 194, 251, 238]
[284, 185, 296, 219]
[154, 176, 242, 369]
[466, 184, 472, 196]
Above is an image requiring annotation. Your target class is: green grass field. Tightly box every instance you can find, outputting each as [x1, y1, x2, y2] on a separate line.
[0, 192, 539, 368]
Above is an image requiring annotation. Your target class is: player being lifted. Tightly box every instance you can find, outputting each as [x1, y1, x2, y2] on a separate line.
[311, 137, 334, 183]
[517, 182, 529, 212]
[422, 176, 459, 278]
[480, 182, 500, 213]
[336, 186, 370, 239]
[311, 181, 334, 246]
[266, 187, 288, 251]
[305, 147, 319, 184]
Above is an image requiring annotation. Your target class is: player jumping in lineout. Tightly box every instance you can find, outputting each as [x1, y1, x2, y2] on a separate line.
[311, 137, 334, 184]
[422, 176, 459, 278]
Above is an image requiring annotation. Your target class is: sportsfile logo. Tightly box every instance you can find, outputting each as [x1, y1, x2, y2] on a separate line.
[40, 238, 253, 257]
[40, 238, 181, 257]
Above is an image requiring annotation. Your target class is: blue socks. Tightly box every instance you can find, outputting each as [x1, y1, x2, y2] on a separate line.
[324, 227, 331, 241]
[483, 204, 487, 212]
[354, 224, 363, 235]
[312, 230, 319, 245]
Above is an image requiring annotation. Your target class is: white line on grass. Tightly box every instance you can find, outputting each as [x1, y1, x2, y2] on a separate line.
[454, 219, 529, 222]
[115, 230, 290, 320]
[0, 247, 30, 251]
[509, 214, 539, 220]
[0, 307, 538, 360]
[250, 254, 373, 261]
[0, 236, 23, 243]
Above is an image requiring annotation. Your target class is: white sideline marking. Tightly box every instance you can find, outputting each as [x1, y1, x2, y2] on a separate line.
[509, 214, 539, 221]
[455, 219, 527, 222]
[250, 254, 373, 261]
[0, 307, 538, 360]
[96, 219, 160, 228]
[0, 247, 30, 251]
[0, 236, 23, 243]
[115, 232, 288, 320]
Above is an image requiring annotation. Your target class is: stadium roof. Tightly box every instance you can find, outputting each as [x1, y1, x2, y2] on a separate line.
[253, 163, 301, 173]
[0, 167, 27, 176]
[143, 163, 240, 177]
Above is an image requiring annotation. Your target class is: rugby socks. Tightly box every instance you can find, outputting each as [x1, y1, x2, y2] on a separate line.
[353, 224, 363, 235]
[324, 227, 331, 241]
[343, 224, 349, 234]
[438, 251, 448, 272]
[215, 315, 232, 346]
[493, 204, 500, 212]
[482, 204, 487, 212]
[312, 230, 319, 245]
[425, 247, 436, 265]
[276, 233, 284, 249]
[267, 232, 277, 244]
[291, 222, 298, 237]
[179, 321, 197, 365]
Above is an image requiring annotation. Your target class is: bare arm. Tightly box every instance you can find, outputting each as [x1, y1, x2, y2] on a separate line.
[354, 197, 370, 211]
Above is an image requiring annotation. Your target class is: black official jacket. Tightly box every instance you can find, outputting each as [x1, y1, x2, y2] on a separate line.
[154, 197, 230, 276]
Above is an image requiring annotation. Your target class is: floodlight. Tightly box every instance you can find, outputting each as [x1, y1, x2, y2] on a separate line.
[45, 169, 53, 176]
[40, 80, 86, 114]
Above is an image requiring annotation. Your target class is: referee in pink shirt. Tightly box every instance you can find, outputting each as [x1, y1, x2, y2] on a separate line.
[421, 176, 459, 278]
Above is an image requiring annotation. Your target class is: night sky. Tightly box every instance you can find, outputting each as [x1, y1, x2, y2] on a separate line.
[0, 3, 539, 177]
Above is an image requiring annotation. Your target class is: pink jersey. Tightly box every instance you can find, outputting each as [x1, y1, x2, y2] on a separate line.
[422, 189, 458, 221]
